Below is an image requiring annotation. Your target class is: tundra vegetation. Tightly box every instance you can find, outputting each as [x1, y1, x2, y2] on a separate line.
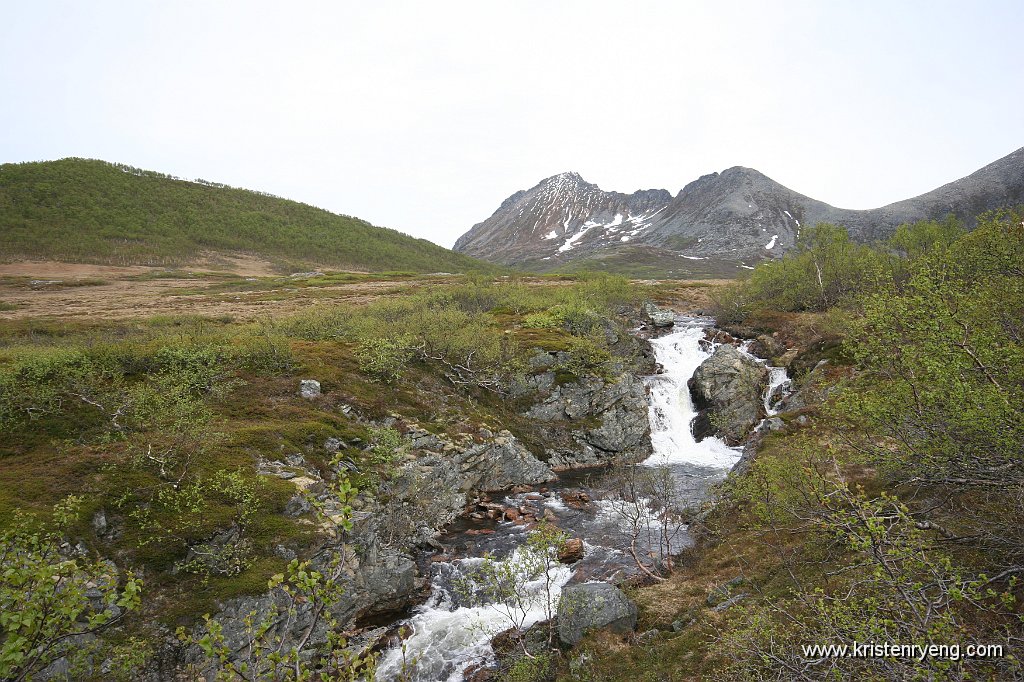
[564, 209, 1023, 681]
[0, 272, 644, 679]
[4, 206, 1022, 681]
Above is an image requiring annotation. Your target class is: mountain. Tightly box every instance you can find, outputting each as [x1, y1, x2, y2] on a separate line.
[454, 147, 1024, 273]
[0, 158, 499, 273]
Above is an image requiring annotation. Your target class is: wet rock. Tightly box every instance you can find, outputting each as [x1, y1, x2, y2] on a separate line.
[757, 417, 785, 433]
[561, 490, 592, 508]
[689, 345, 768, 445]
[748, 334, 784, 360]
[643, 302, 675, 327]
[299, 379, 321, 399]
[557, 538, 585, 564]
[557, 582, 638, 646]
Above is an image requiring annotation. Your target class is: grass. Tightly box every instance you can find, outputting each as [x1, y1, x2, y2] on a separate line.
[518, 245, 750, 280]
[0, 274, 651, 634]
[0, 158, 503, 274]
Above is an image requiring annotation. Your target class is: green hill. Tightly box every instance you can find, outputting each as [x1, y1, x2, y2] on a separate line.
[0, 158, 498, 273]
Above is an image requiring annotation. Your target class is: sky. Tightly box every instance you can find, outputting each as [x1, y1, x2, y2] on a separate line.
[2, 1, 1022, 248]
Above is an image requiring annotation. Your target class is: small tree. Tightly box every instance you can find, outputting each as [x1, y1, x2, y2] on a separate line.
[456, 522, 569, 655]
[179, 471, 380, 680]
[0, 497, 143, 681]
[606, 464, 690, 580]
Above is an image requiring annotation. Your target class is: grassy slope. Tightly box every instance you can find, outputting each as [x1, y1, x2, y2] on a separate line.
[517, 245, 748, 280]
[0, 158, 499, 273]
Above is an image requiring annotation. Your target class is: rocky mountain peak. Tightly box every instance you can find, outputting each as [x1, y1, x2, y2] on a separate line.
[454, 147, 1024, 274]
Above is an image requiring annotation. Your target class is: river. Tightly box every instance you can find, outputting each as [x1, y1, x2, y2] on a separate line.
[375, 316, 777, 680]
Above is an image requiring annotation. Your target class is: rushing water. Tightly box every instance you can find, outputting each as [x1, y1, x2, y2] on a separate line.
[376, 317, 774, 681]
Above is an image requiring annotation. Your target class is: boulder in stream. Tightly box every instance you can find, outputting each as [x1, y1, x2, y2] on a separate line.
[688, 345, 768, 445]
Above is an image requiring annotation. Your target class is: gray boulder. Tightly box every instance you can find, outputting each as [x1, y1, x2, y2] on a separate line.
[557, 582, 638, 646]
[299, 379, 321, 399]
[643, 302, 675, 328]
[689, 345, 768, 445]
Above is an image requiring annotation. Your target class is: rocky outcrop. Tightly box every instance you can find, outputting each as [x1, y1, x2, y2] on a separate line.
[557, 582, 638, 646]
[689, 345, 768, 445]
[525, 372, 652, 469]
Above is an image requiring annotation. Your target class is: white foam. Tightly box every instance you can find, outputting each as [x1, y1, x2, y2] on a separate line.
[375, 552, 571, 681]
[642, 324, 741, 469]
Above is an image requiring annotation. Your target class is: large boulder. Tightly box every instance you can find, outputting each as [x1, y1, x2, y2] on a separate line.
[526, 372, 653, 469]
[688, 345, 768, 445]
[557, 582, 638, 646]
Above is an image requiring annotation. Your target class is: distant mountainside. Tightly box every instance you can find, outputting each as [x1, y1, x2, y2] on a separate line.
[0, 158, 498, 273]
[454, 147, 1024, 273]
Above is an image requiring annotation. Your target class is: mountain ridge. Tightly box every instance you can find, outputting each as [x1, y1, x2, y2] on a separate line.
[454, 147, 1024, 271]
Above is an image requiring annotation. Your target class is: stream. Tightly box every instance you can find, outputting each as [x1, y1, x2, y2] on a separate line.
[375, 317, 784, 681]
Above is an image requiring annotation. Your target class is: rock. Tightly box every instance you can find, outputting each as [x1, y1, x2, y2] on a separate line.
[688, 345, 769, 445]
[299, 379, 321, 399]
[561, 490, 591, 508]
[557, 538, 585, 564]
[671, 616, 695, 632]
[284, 494, 312, 517]
[557, 582, 638, 646]
[503, 508, 521, 522]
[324, 437, 343, 453]
[757, 417, 784, 433]
[707, 577, 747, 607]
[92, 509, 108, 536]
[529, 372, 653, 469]
[635, 628, 660, 643]
[643, 302, 675, 327]
[748, 334, 783, 360]
[274, 544, 297, 561]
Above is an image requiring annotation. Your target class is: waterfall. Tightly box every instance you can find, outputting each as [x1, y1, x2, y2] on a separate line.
[374, 317, 778, 681]
[642, 318, 740, 469]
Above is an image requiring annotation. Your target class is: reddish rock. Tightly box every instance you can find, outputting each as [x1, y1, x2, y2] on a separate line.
[561, 490, 592, 509]
[558, 538, 585, 564]
[504, 507, 521, 522]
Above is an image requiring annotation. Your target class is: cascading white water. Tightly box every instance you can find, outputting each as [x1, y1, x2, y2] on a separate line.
[374, 552, 572, 681]
[375, 316, 764, 681]
[642, 319, 741, 469]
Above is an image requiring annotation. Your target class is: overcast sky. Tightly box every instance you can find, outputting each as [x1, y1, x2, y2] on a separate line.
[2, 1, 1022, 248]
